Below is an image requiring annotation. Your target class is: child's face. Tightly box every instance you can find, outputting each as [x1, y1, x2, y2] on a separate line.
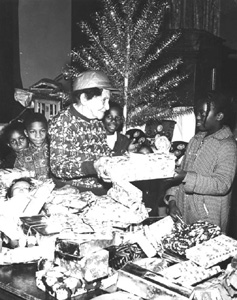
[195, 102, 220, 134]
[25, 121, 47, 147]
[8, 130, 28, 153]
[11, 181, 31, 197]
[103, 108, 123, 135]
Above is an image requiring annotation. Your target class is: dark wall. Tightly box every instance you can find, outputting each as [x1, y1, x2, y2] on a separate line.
[19, 0, 71, 89]
[0, 0, 23, 123]
[0, 0, 71, 124]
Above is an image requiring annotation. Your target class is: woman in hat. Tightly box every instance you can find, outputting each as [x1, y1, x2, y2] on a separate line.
[48, 70, 120, 195]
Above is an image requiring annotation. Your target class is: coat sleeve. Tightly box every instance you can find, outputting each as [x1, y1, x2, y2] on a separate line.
[184, 139, 237, 196]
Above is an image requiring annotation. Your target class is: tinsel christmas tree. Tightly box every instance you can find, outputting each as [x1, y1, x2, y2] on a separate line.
[64, 0, 191, 129]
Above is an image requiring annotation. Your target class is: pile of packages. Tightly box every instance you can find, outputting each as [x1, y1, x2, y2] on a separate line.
[34, 213, 237, 300]
[1, 166, 237, 300]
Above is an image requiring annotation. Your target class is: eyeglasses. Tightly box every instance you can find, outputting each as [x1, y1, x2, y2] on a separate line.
[105, 115, 123, 122]
[9, 136, 26, 146]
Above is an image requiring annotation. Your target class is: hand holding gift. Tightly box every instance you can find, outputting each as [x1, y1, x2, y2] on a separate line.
[94, 157, 112, 182]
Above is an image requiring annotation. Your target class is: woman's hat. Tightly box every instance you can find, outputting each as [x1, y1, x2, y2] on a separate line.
[73, 70, 120, 93]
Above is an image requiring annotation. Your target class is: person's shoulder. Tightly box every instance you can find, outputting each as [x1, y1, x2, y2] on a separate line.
[51, 105, 71, 120]
[48, 105, 72, 129]
[215, 126, 236, 143]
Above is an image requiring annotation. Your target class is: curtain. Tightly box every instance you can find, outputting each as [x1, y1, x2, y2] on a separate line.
[167, 0, 221, 36]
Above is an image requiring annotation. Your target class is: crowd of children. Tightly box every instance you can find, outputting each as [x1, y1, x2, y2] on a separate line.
[0, 98, 186, 195]
[0, 70, 236, 237]
[1, 113, 49, 181]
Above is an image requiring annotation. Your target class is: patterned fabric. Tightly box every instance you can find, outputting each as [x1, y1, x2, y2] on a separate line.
[14, 142, 50, 181]
[48, 104, 112, 189]
[166, 126, 237, 232]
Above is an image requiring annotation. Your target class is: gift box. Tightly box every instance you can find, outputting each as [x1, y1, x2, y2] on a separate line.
[20, 215, 61, 247]
[117, 262, 191, 299]
[81, 249, 110, 282]
[158, 260, 221, 288]
[102, 153, 175, 182]
[106, 243, 146, 270]
[36, 266, 86, 300]
[83, 195, 148, 227]
[185, 234, 237, 268]
[162, 221, 221, 257]
[107, 180, 143, 206]
[54, 237, 114, 279]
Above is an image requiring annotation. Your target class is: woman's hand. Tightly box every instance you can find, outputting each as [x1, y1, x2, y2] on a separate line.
[94, 157, 111, 182]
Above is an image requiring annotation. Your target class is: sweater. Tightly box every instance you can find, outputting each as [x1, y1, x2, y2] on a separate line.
[48, 104, 113, 190]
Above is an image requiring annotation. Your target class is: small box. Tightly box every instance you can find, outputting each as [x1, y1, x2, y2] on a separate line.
[82, 249, 109, 282]
[20, 215, 60, 249]
[54, 237, 114, 278]
[117, 263, 191, 299]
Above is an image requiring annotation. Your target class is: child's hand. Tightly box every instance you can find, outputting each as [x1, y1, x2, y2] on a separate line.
[168, 199, 182, 221]
[173, 169, 187, 182]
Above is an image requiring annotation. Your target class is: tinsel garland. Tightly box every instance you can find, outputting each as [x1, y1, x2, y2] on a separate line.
[64, 0, 193, 128]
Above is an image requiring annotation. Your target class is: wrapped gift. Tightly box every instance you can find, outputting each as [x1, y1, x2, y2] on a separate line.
[107, 243, 146, 270]
[162, 221, 221, 257]
[117, 263, 191, 299]
[107, 180, 143, 207]
[0, 245, 51, 265]
[158, 260, 221, 288]
[83, 195, 148, 227]
[0, 168, 35, 188]
[81, 249, 110, 282]
[100, 153, 175, 182]
[20, 215, 61, 247]
[186, 234, 237, 268]
[36, 265, 86, 300]
[54, 236, 114, 278]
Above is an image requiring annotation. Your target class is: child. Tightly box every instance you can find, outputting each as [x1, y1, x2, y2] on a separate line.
[6, 177, 34, 199]
[14, 112, 50, 180]
[165, 91, 237, 232]
[0, 121, 29, 168]
[103, 101, 131, 155]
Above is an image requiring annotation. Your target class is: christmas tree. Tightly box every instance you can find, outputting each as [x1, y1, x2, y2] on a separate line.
[64, 0, 192, 129]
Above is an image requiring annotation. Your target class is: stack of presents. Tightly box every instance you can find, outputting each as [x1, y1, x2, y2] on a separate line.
[0, 151, 236, 300]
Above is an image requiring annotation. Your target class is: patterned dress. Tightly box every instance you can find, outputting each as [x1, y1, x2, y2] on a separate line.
[48, 104, 112, 190]
[165, 126, 237, 232]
